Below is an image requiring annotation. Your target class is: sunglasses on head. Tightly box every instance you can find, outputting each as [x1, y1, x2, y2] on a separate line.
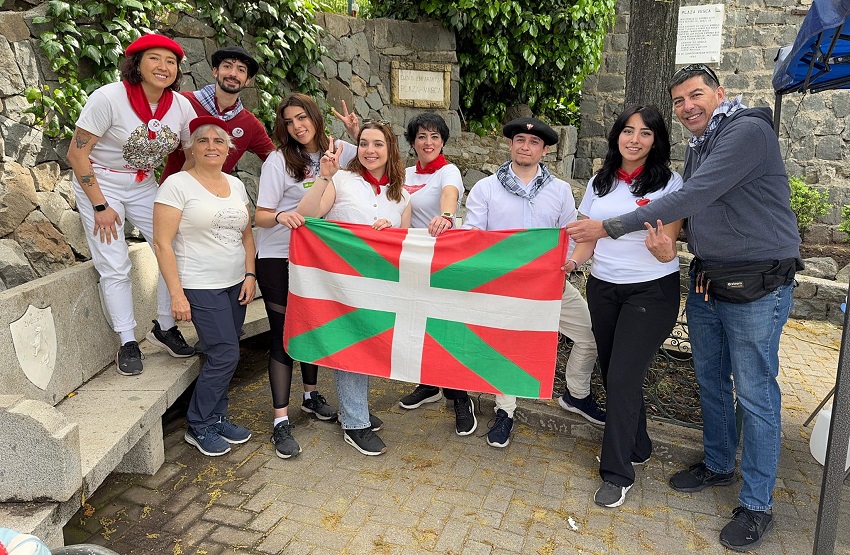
[363, 118, 391, 127]
[673, 63, 719, 87]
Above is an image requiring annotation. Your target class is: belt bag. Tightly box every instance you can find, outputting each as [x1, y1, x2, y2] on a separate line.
[693, 258, 795, 304]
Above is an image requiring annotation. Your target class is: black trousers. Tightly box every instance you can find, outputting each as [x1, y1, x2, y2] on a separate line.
[586, 271, 680, 487]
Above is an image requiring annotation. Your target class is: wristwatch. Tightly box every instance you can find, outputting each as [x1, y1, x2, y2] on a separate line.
[93, 201, 109, 212]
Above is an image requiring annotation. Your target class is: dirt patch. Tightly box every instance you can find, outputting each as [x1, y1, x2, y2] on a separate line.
[801, 242, 850, 269]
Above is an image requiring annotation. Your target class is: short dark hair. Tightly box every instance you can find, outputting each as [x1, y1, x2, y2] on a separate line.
[593, 105, 672, 198]
[668, 64, 720, 94]
[119, 51, 183, 92]
[404, 113, 450, 146]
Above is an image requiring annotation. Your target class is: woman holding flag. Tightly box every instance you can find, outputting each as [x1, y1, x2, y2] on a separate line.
[296, 120, 411, 456]
[394, 113, 477, 437]
[255, 94, 363, 459]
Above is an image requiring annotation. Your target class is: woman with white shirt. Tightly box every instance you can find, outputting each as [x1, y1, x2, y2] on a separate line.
[394, 113, 476, 437]
[297, 120, 411, 456]
[568, 105, 684, 508]
[254, 94, 358, 459]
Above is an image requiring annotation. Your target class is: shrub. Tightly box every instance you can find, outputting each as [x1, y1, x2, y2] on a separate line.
[789, 176, 831, 240]
[838, 205, 850, 241]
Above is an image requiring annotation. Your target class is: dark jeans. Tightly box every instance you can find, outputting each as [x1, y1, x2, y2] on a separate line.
[185, 283, 246, 433]
[587, 272, 680, 487]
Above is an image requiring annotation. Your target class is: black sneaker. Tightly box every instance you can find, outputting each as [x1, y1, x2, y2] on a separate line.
[398, 385, 442, 409]
[558, 391, 606, 425]
[594, 481, 633, 508]
[344, 427, 386, 456]
[271, 421, 302, 459]
[719, 507, 774, 552]
[454, 398, 477, 436]
[369, 413, 383, 432]
[116, 341, 143, 376]
[146, 320, 195, 358]
[486, 409, 513, 448]
[669, 462, 736, 493]
[301, 391, 337, 421]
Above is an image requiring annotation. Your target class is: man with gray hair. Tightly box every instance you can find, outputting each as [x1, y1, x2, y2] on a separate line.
[567, 65, 801, 551]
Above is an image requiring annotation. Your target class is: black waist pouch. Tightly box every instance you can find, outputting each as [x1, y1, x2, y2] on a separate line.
[692, 258, 797, 303]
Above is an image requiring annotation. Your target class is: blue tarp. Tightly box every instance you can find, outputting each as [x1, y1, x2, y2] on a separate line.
[773, 0, 850, 94]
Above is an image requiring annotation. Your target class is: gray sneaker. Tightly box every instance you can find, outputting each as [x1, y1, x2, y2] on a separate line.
[301, 391, 337, 421]
[271, 421, 301, 459]
[116, 341, 143, 376]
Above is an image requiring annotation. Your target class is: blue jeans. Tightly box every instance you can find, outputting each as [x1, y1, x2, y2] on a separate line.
[686, 280, 794, 511]
[334, 369, 371, 430]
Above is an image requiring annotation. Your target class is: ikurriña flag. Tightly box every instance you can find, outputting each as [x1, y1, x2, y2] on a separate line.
[283, 217, 567, 398]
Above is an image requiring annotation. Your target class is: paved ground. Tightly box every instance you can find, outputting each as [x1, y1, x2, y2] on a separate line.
[64, 319, 850, 554]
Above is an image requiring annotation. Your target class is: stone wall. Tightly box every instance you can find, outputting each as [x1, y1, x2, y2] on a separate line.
[577, 0, 850, 238]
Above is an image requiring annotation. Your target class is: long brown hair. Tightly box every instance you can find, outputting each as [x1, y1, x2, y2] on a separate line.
[346, 121, 406, 203]
[272, 93, 330, 181]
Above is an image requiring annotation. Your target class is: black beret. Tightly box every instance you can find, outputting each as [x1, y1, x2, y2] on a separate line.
[502, 117, 559, 146]
[211, 46, 260, 77]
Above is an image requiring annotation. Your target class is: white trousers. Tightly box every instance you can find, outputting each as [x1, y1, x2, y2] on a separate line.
[495, 279, 597, 417]
[74, 169, 170, 334]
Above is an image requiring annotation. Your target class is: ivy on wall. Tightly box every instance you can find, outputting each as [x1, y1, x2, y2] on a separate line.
[372, 0, 615, 133]
[26, 0, 327, 137]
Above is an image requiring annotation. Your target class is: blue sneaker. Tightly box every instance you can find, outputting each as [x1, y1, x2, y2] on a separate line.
[486, 409, 513, 448]
[215, 416, 251, 444]
[185, 425, 231, 456]
[558, 391, 606, 426]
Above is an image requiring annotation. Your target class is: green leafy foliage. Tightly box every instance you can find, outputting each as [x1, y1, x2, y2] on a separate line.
[30, 0, 326, 137]
[837, 205, 850, 241]
[372, 0, 614, 133]
[789, 175, 831, 239]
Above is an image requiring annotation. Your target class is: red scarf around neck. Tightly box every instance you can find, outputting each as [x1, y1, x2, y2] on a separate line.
[123, 81, 174, 140]
[361, 170, 390, 194]
[415, 154, 450, 174]
[616, 165, 644, 184]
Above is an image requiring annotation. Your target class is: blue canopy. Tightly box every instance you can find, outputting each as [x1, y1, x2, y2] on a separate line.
[773, 0, 850, 94]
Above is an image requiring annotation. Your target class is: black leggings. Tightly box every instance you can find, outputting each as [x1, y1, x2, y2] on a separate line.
[587, 271, 680, 487]
[255, 256, 319, 409]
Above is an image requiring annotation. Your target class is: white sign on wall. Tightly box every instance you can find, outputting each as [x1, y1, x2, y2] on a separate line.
[676, 4, 725, 65]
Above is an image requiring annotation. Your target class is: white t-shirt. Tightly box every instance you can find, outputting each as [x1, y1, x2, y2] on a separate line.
[403, 163, 463, 228]
[325, 170, 410, 226]
[464, 170, 578, 231]
[579, 172, 684, 284]
[255, 141, 356, 258]
[76, 82, 193, 172]
[156, 171, 251, 289]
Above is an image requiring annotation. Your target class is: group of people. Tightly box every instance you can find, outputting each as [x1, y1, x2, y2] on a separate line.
[67, 31, 799, 552]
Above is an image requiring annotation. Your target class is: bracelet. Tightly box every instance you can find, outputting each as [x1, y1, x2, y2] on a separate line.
[568, 259, 579, 272]
[274, 211, 284, 225]
[317, 175, 332, 183]
[440, 214, 454, 228]
[245, 272, 256, 279]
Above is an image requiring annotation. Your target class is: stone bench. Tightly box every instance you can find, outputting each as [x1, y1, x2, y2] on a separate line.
[0, 244, 269, 547]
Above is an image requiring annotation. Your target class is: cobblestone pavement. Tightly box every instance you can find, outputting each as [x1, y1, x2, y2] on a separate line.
[65, 320, 850, 554]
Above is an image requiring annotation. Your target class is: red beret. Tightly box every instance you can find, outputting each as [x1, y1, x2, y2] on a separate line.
[189, 116, 230, 135]
[125, 34, 185, 60]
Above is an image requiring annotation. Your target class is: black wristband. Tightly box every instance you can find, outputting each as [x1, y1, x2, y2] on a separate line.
[245, 272, 256, 278]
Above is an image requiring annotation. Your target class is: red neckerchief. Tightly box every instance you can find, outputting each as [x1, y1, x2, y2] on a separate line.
[361, 170, 390, 194]
[415, 154, 449, 174]
[123, 81, 174, 181]
[616, 165, 644, 184]
[123, 81, 174, 140]
[216, 97, 239, 115]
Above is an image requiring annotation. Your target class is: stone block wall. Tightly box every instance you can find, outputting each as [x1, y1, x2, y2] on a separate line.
[578, 0, 848, 193]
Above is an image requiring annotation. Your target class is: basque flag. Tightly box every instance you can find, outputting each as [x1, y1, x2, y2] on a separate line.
[283, 218, 567, 398]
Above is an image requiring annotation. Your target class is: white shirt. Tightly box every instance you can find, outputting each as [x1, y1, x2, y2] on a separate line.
[326, 170, 410, 226]
[156, 171, 251, 289]
[76, 82, 193, 172]
[403, 163, 463, 228]
[463, 170, 577, 231]
[579, 172, 684, 283]
[255, 141, 356, 258]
